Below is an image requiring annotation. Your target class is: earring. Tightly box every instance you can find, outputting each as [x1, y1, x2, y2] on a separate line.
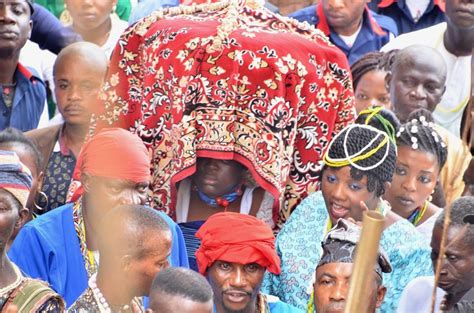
[111, 5, 119, 19]
[428, 189, 435, 202]
[60, 4, 73, 26]
[33, 191, 49, 214]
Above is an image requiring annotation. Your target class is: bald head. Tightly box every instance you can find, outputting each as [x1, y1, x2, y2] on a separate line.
[53, 42, 108, 76]
[53, 42, 109, 126]
[392, 46, 447, 82]
[387, 45, 447, 122]
[98, 204, 171, 259]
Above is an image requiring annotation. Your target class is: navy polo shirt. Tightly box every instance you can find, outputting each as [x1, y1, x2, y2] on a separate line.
[0, 64, 46, 131]
[290, 5, 398, 65]
[368, 0, 445, 35]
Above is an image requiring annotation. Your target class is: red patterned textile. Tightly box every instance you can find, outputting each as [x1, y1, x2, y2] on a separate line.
[91, 0, 355, 228]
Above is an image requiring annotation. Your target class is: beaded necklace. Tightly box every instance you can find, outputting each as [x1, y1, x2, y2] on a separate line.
[407, 201, 429, 226]
[89, 274, 143, 313]
[195, 184, 242, 210]
[73, 199, 97, 277]
[256, 294, 270, 313]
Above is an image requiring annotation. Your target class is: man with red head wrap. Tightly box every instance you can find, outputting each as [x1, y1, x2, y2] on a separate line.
[8, 128, 189, 308]
[195, 212, 302, 313]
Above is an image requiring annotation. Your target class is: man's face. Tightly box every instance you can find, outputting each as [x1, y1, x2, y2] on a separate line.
[445, 0, 474, 30]
[148, 293, 213, 313]
[321, 0, 368, 34]
[0, 189, 22, 250]
[207, 261, 265, 313]
[431, 224, 474, 295]
[0, 0, 32, 56]
[54, 54, 106, 126]
[388, 58, 446, 122]
[83, 175, 149, 221]
[314, 263, 385, 313]
[127, 230, 172, 297]
[193, 158, 244, 198]
[65, 0, 116, 31]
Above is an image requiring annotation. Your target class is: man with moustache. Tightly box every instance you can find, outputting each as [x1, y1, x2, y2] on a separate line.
[309, 219, 391, 313]
[397, 196, 474, 312]
[195, 212, 303, 313]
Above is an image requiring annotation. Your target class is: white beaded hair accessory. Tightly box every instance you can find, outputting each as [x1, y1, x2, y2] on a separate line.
[396, 115, 444, 150]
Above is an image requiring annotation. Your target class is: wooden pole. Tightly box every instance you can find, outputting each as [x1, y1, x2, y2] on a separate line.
[344, 211, 385, 313]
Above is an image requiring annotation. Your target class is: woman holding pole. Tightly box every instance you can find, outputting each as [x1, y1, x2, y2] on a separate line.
[261, 124, 433, 312]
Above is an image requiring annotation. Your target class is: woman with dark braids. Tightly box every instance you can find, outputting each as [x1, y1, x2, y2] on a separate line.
[261, 124, 433, 312]
[350, 51, 397, 113]
[384, 110, 448, 241]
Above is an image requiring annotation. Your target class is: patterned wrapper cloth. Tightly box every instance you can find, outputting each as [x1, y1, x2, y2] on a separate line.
[91, 0, 355, 228]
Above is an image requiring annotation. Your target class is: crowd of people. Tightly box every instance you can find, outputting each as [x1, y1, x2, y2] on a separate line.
[0, 0, 473, 312]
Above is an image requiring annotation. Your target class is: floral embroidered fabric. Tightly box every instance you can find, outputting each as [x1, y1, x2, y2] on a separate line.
[91, 0, 355, 228]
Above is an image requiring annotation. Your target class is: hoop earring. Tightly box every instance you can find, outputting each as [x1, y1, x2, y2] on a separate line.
[34, 191, 49, 213]
[60, 4, 73, 26]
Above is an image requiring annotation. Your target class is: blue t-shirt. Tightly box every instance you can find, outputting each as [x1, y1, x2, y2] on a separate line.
[9, 202, 189, 307]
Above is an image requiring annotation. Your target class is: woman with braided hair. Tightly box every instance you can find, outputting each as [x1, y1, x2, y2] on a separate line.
[262, 124, 433, 312]
[384, 109, 448, 241]
[351, 50, 397, 113]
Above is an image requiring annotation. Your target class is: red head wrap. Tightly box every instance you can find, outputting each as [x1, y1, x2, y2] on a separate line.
[195, 212, 281, 275]
[72, 128, 150, 190]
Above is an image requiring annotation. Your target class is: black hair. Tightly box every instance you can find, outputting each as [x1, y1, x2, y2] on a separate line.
[150, 267, 213, 304]
[435, 197, 474, 246]
[0, 128, 42, 173]
[355, 107, 401, 138]
[396, 109, 447, 171]
[351, 50, 398, 91]
[324, 125, 397, 197]
[98, 204, 171, 259]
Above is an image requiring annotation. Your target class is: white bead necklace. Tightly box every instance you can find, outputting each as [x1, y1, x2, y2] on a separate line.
[89, 274, 136, 313]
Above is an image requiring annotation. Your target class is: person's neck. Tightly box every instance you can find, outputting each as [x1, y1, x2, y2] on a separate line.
[73, 17, 112, 47]
[63, 123, 88, 157]
[0, 57, 19, 84]
[96, 267, 135, 310]
[443, 291, 469, 311]
[444, 26, 473, 57]
[333, 17, 363, 37]
[0, 255, 19, 288]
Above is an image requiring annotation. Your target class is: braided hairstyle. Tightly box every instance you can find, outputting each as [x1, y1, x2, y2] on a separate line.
[323, 124, 397, 197]
[396, 109, 447, 172]
[350, 50, 398, 91]
[355, 106, 401, 143]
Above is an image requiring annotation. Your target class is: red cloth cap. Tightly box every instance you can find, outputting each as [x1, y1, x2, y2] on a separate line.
[195, 212, 281, 275]
[73, 128, 150, 182]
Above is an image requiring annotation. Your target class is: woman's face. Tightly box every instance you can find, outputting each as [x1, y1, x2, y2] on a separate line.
[0, 189, 22, 250]
[65, 0, 117, 31]
[384, 145, 439, 218]
[193, 158, 244, 198]
[321, 166, 380, 225]
[354, 70, 391, 113]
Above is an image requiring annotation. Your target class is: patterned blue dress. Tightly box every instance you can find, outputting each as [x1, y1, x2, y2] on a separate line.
[261, 191, 433, 312]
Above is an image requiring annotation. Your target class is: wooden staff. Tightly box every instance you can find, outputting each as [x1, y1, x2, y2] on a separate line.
[344, 210, 385, 313]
